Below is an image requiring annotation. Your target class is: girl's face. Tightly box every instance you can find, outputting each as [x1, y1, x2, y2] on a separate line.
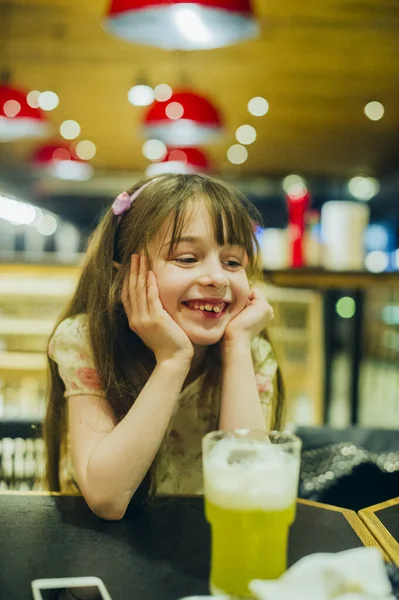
[147, 200, 251, 346]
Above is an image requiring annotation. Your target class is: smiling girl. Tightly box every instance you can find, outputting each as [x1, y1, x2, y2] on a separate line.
[45, 174, 284, 520]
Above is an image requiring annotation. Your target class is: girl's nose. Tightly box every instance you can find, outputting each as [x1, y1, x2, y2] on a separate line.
[198, 259, 228, 289]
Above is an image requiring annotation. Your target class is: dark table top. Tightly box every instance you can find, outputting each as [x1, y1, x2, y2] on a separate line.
[377, 504, 399, 543]
[0, 494, 376, 600]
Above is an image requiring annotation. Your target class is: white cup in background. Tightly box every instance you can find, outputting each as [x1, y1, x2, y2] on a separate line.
[321, 201, 369, 271]
[260, 228, 289, 270]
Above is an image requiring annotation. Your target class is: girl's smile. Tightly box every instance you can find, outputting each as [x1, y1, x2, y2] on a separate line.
[182, 298, 230, 319]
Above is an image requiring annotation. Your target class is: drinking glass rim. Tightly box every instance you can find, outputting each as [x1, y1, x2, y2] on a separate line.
[202, 429, 302, 447]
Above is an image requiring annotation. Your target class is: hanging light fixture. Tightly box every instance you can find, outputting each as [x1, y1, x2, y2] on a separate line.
[146, 146, 210, 176]
[32, 141, 93, 181]
[143, 90, 223, 145]
[104, 0, 259, 50]
[0, 83, 50, 142]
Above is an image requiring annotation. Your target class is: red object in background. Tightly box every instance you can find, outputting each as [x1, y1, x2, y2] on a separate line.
[146, 146, 210, 176]
[32, 141, 81, 165]
[0, 84, 49, 141]
[104, 1, 259, 50]
[32, 141, 93, 180]
[107, 0, 254, 14]
[143, 90, 223, 146]
[286, 190, 310, 268]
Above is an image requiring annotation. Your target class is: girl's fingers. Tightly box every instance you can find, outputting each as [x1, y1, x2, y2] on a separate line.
[249, 287, 260, 300]
[136, 255, 150, 316]
[147, 270, 164, 316]
[128, 254, 139, 317]
[247, 287, 274, 320]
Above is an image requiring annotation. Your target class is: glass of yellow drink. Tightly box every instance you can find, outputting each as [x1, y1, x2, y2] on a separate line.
[202, 429, 301, 598]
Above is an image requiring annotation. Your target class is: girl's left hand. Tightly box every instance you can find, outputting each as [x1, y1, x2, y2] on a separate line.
[223, 287, 274, 345]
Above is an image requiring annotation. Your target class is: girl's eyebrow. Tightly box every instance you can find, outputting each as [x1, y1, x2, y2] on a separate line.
[162, 236, 202, 248]
[162, 236, 246, 250]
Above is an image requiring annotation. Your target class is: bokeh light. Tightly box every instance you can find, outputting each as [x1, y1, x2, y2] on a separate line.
[60, 120, 81, 140]
[75, 140, 96, 160]
[348, 176, 380, 201]
[128, 85, 154, 106]
[154, 84, 173, 102]
[336, 297, 356, 319]
[38, 91, 59, 111]
[37, 214, 58, 236]
[248, 97, 269, 117]
[165, 102, 184, 120]
[236, 124, 257, 145]
[142, 139, 167, 161]
[227, 144, 248, 165]
[364, 101, 384, 121]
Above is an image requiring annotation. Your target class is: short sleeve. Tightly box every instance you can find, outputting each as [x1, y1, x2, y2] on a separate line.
[251, 336, 278, 425]
[48, 314, 105, 399]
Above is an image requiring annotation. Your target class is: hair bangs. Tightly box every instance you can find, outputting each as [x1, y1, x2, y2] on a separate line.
[164, 198, 196, 257]
[202, 186, 260, 274]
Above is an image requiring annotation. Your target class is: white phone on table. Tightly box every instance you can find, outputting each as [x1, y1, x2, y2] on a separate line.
[31, 576, 113, 600]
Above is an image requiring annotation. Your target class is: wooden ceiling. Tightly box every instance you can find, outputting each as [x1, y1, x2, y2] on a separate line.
[1, 0, 399, 184]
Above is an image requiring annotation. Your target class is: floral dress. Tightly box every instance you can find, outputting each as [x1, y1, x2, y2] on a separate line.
[49, 314, 278, 494]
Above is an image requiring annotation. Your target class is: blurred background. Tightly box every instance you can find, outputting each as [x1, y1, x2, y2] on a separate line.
[0, 0, 398, 491]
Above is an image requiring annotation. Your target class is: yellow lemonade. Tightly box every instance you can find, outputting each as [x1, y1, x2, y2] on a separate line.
[202, 431, 301, 598]
[205, 500, 296, 597]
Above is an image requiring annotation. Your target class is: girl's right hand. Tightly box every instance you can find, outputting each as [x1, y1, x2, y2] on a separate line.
[121, 254, 194, 365]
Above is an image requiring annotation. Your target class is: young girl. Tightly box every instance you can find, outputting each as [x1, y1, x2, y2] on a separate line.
[45, 173, 284, 520]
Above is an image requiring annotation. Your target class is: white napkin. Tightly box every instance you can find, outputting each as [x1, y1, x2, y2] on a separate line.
[249, 548, 394, 600]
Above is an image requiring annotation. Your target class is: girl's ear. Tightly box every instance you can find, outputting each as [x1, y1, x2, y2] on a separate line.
[112, 261, 122, 270]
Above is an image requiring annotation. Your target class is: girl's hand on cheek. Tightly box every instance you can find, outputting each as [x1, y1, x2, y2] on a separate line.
[223, 287, 274, 346]
[121, 255, 194, 366]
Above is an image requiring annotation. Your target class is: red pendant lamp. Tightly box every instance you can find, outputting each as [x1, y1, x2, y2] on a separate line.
[104, 0, 259, 50]
[32, 142, 93, 181]
[143, 90, 223, 146]
[146, 146, 210, 176]
[0, 84, 49, 142]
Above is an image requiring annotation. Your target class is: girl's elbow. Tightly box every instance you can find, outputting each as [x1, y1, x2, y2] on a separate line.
[87, 496, 128, 521]
[92, 502, 126, 521]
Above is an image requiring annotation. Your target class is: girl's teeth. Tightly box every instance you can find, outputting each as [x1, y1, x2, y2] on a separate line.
[186, 301, 225, 312]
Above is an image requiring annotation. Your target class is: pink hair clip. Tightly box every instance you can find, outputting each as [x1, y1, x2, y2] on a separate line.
[112, 178, 159, 221]
[112, 191, 132, 217]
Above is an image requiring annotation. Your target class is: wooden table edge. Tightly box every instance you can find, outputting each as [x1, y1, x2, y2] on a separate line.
[359, 502, 399, 567]
[360, 497, 399, 514]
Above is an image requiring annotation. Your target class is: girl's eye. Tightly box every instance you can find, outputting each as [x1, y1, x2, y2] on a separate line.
[224, 260, 242, 268]
[174, 257, 198, 264]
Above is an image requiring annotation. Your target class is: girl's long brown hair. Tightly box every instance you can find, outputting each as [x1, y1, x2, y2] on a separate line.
[43, 174, 285, 494]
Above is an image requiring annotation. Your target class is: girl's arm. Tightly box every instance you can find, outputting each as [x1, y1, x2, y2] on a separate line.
[219, 287, 274, 431]
[219, 339, 266, 430]
[70, 255, 194, 520]
[68, 357, 190, 521]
